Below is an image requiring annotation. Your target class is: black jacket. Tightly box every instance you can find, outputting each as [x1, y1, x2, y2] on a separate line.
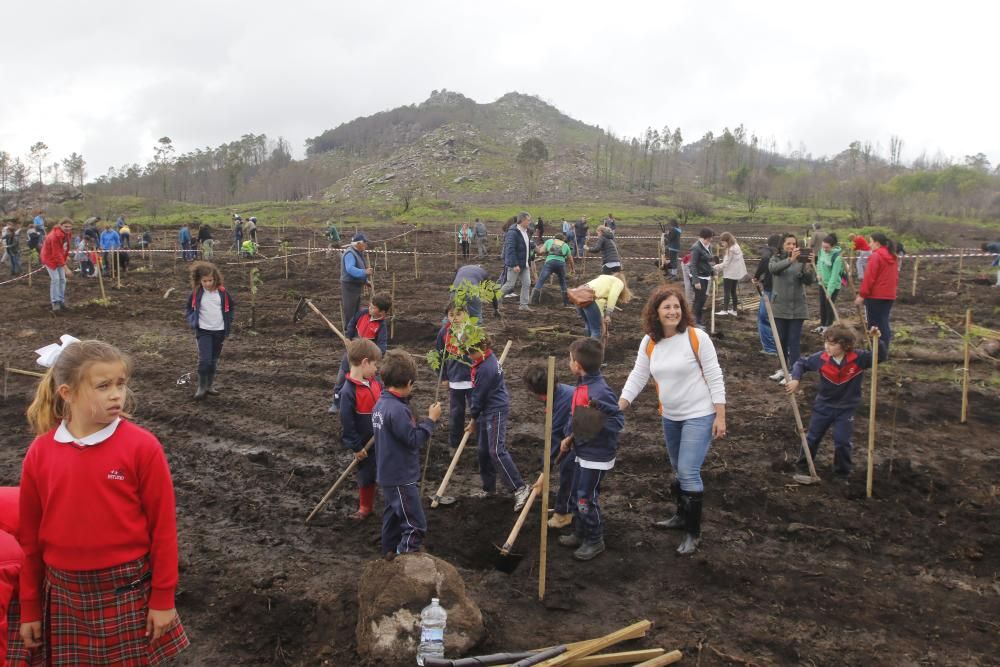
[689, 240, 714, 279]
[754, 245, 775, 291]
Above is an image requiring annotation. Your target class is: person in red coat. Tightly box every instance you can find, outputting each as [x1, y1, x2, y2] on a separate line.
[854, 232, 898, 353]
[39, 218, 72, 312]
[0, 487, 25, 666]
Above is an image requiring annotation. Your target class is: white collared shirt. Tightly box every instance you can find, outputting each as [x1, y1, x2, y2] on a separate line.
[518, 226, 531, 266]
[54, 418, 122, 447]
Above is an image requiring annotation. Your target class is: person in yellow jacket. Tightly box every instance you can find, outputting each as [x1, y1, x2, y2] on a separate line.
[576, 274, 632, 339]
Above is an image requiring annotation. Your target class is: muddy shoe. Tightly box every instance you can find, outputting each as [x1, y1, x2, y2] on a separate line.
[547, 513, 573, 529]
[558, 533, 582, 548]
[471, 489, 493, 499]
[349, 509, 373, 521]
[193, 372, 209, 401]
[676, 534, 700, 556]
[513, 485, 531, 512]
[654, 514, 685, 530]
[573, 540, 605, 561]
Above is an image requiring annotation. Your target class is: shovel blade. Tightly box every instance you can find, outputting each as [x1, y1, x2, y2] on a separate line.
[494, 546, 524, 574]
[429, 495, 457, 507]
[792, 473, 821, 485]
[292, 297, 308, 323]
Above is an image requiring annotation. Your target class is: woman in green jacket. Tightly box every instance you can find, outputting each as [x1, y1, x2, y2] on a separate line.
[767, 233, 815, 384]
[814, 233, 844, 333]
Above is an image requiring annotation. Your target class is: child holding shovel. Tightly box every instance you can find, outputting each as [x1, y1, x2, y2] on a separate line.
[328, 292, 392, 414]
[373, 351, 441, 557]
[523, 365, 576, 529]
[339, 339, 383, 521]
[557, 338, 624, 561]
[467, 337, 532, 512]
[785, 323, 887, 479]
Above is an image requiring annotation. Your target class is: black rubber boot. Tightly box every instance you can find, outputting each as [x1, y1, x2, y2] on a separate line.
[193, 372, 209, 400]
[530, 288, 541, 305]
[573, 539, 605, 561]
[655, 480, 685, 530]
[676, 491, 703, 555]
[206, 368, 219, 395]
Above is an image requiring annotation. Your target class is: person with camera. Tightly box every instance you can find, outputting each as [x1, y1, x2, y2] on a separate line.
[767, 233, 815, 384]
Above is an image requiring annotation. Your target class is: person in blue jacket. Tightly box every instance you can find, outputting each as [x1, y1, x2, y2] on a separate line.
[557, 338, 624, 561]
[523, 364, 576, 529]
[99, 224, 121, 276]
[185, 262, 235, 400]
[341, 233, 373, 328]
[498, 212, 533, 311]
[467, 337, 531, 511]
[339, 338, 384, 521]
[373, 350, 441, 557]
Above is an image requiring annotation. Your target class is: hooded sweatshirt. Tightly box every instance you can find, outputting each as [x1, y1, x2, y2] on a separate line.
[859, 246, 898, 300]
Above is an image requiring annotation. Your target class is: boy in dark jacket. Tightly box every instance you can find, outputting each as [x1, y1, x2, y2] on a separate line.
[786, 324, 887, 478]
[373, 351, 441, 556]
[329, 292, 392, 414]
[557, 338, 624, 560]
[467, 338, 531, 511]
[523, 364, 576, 529]
[436, 306, 474, 451]
[340, 339, 383, 521]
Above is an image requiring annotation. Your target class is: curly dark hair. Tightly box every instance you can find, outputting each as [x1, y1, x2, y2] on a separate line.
[189, 261, 224, 290]
[641, 285, 694, 341]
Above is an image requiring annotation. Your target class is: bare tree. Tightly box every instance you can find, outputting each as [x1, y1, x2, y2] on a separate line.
[29, 141, 49, 185]
[889, 135, 903, 167]
[0, 151, 10, 193]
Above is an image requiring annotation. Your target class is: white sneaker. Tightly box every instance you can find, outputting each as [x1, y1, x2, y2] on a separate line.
[728, 310, 738, 316]
[513, 485, 532, 512]
[810, 326, 824, 334]
[769, 369, 785, 381]
[778, 377, 788, 386]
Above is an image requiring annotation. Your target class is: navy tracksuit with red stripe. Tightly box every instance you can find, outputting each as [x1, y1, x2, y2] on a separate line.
[339, 376, 383, 487]
[470, 350, 525, 493]
[373, 390, 436, 554]
[569, 373, 624, 544]
[791, 340, 887, 475]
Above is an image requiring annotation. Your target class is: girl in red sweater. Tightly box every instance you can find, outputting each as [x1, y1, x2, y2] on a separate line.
[20, 339, 188, 664]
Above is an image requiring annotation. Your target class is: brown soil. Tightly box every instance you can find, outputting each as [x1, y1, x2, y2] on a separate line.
[1, 225, 998, 666]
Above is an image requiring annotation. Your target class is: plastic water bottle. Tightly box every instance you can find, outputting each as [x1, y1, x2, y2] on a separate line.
[415, 597, 447, 665]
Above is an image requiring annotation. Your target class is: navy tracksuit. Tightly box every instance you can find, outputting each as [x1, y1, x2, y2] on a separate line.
[339, 376, 383, 487]
[436, 324, 473, 449]
[547, 383, 577, 515]
[374, 390, 436, 554]
[332, 308, 388, 408]
[569, 373, 624, 544]
[791, 340, 887, 475]
[470, 350, 524, 493]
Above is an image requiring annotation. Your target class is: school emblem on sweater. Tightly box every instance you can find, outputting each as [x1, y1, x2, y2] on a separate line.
[107, 469, 126, 481]
[372, 412, 384, 430]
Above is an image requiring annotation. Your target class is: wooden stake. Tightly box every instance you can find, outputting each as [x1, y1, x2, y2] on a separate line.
[383, 242, 388, 271]
[414, 244, 419, 279]
[538, 355, 555, 601]
[633, 651, 683, 667]
[390, 273, 396, 339]
[709, 276, 717, 335]
[866, 329, 881, 498]
[307, 238, 312, 267]
[115, 251, 122, 289]
[957, 248, 964, 289]
[961, 308, 971, 424]
[536, 620, 652, 666]
[2, 361, 7, 401]
[96, 256, 107, 304]
[284, 244, 290, 279]
[27, 253, 32, 287]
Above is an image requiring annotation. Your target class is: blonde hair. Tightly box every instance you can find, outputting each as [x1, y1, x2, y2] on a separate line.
[719, 232, 736, 246]
[26, 340, 134, 435]
[615, 273, 634, 305]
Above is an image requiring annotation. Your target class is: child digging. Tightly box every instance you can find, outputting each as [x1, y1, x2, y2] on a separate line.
[467, 337, 532, 512]
[339, 339, 384, 521]
[329, 292, 391, 414]
[373, 351, 442, 557]
[523, 364, 576, 529]
[436, 304, 474, 452]
[786, 323, 887, 479]
[557, 338, 624, 560]
[185, 261, 235, 400]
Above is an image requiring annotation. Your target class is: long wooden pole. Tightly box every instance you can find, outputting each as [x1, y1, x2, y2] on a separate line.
[116, 251, 122, 289]
[454, 224, 459, 269]
[910, 258, 919, 297]
[961, 308, 971, 424]
[383, 242, 388, 271]
[390, 273, 397, 340]
[866, 330, 881, 499]
[709, 276, 717, 334]
[538, 355, 555, 601]
[96, 256, 107, 304]
[957, 248, 964, 289]
[27, 253, 32, 287]
[305, 437, 375, 522]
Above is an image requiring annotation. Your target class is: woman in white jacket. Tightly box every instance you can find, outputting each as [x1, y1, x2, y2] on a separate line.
[618, 285, 727, 555]
[714, 232, 748, 316]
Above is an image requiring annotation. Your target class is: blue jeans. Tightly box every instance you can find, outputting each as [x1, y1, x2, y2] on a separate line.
[757, 290, 777, 353]
[773, 318, 803, 369]
[46, 266, 66, 305]
[661, 413, 715, 493]
[534, 261, 568, 302]
[864, 298, 894, 353]
[477, 410, 524, 492]
[196, 329, 226, 374]
[578, 302, 603, 338]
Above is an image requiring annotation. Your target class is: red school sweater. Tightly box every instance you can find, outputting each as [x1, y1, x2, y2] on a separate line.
[18, 420, 179, 622]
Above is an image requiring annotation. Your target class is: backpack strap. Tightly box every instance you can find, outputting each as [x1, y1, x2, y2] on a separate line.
[644, 338, 662, 416]
[687, 327, 703, 373]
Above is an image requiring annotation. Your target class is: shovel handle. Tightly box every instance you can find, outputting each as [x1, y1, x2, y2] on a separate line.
[500, 474, 544, 554]
[305, 437, 374, 522]
[306, 299, 350, 346]
[431, 430, 472, 508]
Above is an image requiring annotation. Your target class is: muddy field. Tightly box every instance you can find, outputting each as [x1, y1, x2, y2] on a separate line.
[1, 223, 998, 666]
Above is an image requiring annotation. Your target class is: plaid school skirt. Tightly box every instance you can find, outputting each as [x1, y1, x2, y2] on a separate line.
[34, 556, 189, 666]
[6, 597, 45, 666]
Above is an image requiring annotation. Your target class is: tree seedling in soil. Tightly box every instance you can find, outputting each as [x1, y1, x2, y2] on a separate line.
[248, 266, 263, 329]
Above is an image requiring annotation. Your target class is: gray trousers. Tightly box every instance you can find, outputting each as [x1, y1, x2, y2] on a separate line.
[500, 265, 531, 306]
[476, 236, 487, 257]
[341, 281, 365, 328]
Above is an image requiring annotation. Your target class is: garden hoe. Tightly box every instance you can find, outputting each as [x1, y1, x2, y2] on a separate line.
[304, 437, 374, 523]
[495, 474, 544, 573]
[756, 285, 820, 485]
[293, 298, 350, 346]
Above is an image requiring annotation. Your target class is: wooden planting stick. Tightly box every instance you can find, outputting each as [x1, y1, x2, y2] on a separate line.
[709, 276, 717, 335]
[454, 224, 459, 269]
[116, 252, 122, 289]
[561, 649, 668, 666]
[96, 257, 108, 304]
[27, 253, 32, 287]
[632, 651, 683, 667]
[499, 473, 544, 556]
[538, 355, 555, 601]
[307, 238, 312, 267]
[284, 244, 290, 279]
[305, 300, 350, 345]
[383, 243, 388, 271]
[866, 329, 881, 498]
[390, 273, 396, 339]
[535, 620, 652, 666]
[910, 258, 919, 297]
[414, 246, 419, 279]
[429, 340, 513, 506]
[961, 308, 971, 424]
[957, 248, 964, 289]
[305, 437, 374, 522]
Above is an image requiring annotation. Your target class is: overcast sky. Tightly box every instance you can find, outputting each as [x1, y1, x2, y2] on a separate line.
[2, 0, 997, 180]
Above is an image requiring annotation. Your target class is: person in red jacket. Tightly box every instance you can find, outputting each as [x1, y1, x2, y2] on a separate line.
[20, 339, 189, 664]
[854, 232, 898, 353]
[0, 487, 24, 666]
[40, 218, 73, 312]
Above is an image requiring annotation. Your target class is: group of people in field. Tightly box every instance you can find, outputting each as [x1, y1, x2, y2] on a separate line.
[2, 205, 996, 666]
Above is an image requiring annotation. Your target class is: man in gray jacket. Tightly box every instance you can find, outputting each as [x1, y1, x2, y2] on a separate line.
[474, 218, 488, 258]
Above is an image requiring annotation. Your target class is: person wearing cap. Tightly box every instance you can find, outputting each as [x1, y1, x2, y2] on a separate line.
[341, 233, 373, 328]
